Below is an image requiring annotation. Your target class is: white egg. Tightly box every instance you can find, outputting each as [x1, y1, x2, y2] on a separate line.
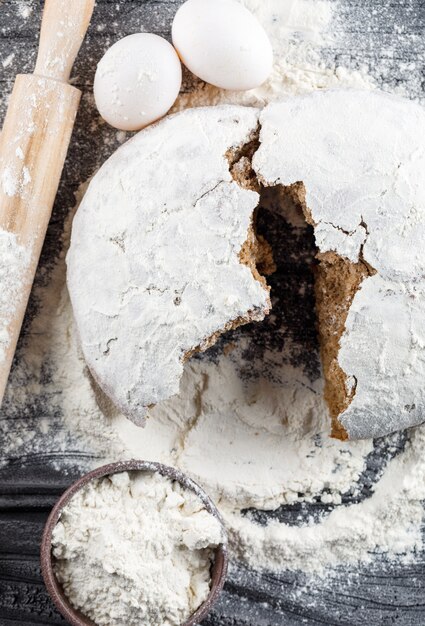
[172, 0, 273, 91]
[94, 33, 182, 131]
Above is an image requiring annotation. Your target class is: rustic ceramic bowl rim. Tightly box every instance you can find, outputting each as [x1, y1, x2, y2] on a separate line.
[40, 459, 229, 626]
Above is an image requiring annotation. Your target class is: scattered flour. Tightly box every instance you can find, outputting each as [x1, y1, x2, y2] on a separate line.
[1, 167, 19, 197]
[115, 353, 372, 510]
[1, 161, 33, 199]
[2, 0, 425, 581]
[0, 230, 31, 363]
[17, 2, 33, 20]
[2, 52, 15, 69]
[52, 470, 223, 626]
[230, 424, 425, 573]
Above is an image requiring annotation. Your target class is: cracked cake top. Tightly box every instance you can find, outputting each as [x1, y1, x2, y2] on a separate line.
[68, 91, 425, 439]
[254, 90, 425, 438]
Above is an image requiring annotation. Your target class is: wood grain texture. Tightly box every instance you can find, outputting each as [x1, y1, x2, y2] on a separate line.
[1, 0, 425, 624]
[0, 75, 80, 405]
[0, 0, 94, 406]
[35, 0, 95, 82]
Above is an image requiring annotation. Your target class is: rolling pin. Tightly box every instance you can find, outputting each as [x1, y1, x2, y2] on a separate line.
[0, 0, 95, 407]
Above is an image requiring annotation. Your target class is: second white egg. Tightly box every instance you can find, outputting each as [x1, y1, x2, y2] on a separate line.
[172, 0, 273, 91]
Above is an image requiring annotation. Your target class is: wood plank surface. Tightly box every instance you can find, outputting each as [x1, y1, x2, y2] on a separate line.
[1, 0, 425, 624]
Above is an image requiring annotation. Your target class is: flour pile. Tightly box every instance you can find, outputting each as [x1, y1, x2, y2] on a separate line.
[52, 470, 223, 626]
[2, 0, 425, 580]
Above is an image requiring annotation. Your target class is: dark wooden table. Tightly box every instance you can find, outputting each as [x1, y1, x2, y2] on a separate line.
[1, 1, 425, 624]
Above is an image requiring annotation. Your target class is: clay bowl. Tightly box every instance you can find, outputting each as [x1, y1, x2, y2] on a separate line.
[40, 459, 228, 626]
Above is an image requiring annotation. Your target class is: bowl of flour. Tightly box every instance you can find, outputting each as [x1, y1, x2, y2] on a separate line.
[40, 460, 228, 626]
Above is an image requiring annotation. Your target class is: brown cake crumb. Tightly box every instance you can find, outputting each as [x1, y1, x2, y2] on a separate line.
[226, 127, 261, 192]
[227, 127, 276, 282]
[295, 186, 376, 439]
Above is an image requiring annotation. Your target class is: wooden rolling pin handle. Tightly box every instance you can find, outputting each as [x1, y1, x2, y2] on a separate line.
[35, 0, 95, 82]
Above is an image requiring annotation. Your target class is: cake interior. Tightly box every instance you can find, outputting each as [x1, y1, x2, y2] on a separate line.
[225, 129, 376, 439]
[297, 193, 375, 439]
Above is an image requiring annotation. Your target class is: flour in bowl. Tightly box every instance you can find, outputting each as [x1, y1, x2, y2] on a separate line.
[52, 470, 224, 626]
